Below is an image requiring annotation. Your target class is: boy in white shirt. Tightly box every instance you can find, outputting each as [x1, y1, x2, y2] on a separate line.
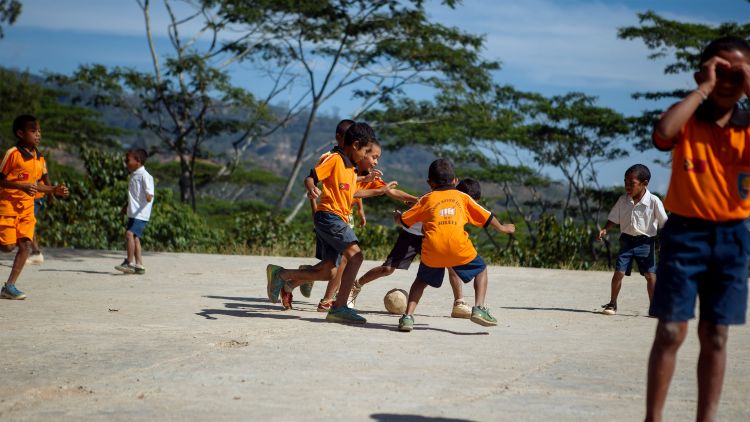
[115, 149, 155, 275]
[597, 164, 667, 315]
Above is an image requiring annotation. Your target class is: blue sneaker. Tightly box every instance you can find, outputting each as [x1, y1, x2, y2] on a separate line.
[326, 306, 366, 324]
[1, 284, 26, 300]
[266, 264, 285, 304]
[398, 314, 414, 332]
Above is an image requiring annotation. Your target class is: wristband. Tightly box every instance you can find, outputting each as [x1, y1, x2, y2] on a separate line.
[694, 88, 708, 102]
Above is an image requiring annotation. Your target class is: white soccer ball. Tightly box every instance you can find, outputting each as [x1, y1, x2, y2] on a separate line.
[383, 288, 408, 315]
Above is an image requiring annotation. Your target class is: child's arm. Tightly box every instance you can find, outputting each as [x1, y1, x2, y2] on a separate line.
[354, 198, 366, 227]
[654, 56, 730, 147]
[354, 181, 398, 198]
[597, 220, 618, 241]
[384, 189, 418, 205]
[0, 180, 37, 196]
[305, 176, 321, 199]
[35, 183, 69, 197]
[357, 169, 383, 183]
[487, 216, 515, 235]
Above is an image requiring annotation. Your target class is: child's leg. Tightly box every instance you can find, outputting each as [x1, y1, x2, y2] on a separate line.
[644, 272, 656, 303]
[645, 320, 688, 422]
[125, 230, 136, 264]
[448, 268, 464, 301]
[405, 279, 428, 315]
[608, 271, 625, 305]
[30, 232, 40, 254]
[322, 255, 346, 301]
[696, 321, 729, 422]
[472, 268, 488, 307]
[333, 243, 363, 308]
[134, 237, 143, 266]
[281, 261, 336, 288]
[6, 238, 31, 285]
[358, 265, 396, 286]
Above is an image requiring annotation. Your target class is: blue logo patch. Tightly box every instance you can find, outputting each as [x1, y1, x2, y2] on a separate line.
[738, 172, 750, 200]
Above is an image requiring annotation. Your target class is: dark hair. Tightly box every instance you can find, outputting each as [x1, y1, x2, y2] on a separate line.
[625, 164, 650, 183]
[12, 115, 37, 139]
[700, 36, 750, 64]
[344, 122, 376, 147]
[336, 119, 355, 137]
[127, 148, 148, 164]
[456, 178, 481, 200]
[428, 158, 455, 186]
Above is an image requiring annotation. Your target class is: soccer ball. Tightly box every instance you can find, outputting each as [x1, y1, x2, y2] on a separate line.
[383, 288, 408, 315]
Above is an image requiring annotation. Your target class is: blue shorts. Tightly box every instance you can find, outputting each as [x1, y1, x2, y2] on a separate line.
[126, 218, 148, 239]
[33, 198, 45, 218]
[650, 215, 750, 325]
[416, 255, 487, 288]
[314, 211, 358, 264]
[615, 234, 656, 276]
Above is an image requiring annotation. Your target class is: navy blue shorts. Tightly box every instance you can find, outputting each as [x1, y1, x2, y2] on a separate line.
[650, 215, 750, 325]
[126, 218, 148, 238]
[314, 211, 358, 263]
[615, 234, 656, 276]
[416, 255, 487, 288]
[382, 230, 422, 270]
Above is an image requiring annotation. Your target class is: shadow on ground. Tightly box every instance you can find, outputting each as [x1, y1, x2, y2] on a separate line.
[370, 414, 476, 422]
[198, 295, 489, 336]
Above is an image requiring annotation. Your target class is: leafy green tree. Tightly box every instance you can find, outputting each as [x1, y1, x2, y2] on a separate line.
[208, 0, 497, 214]
[51, 0, 270, 209]
[618, 5, 750, 151]
[0, 0, 20, 38]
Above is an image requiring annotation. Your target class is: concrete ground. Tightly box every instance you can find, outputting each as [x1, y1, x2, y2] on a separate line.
[0, 249, 748, 421]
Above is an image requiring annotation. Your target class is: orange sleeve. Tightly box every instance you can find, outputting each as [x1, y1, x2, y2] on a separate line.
[313, 154, 339, 184]
[357, 177, 386, 190]
[0, 150, 17, 177]
[464, 195, 492, 227]
[401, 196, 427, 227]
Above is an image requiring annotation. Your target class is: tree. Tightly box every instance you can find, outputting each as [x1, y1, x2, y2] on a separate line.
[618, 6, 750, 151]
[209, 0, 497, 214]
[0, 0, 21, 38]
[51, 0, 275, 209]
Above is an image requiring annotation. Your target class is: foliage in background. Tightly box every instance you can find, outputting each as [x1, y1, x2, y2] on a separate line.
[0, 0, 21, 38]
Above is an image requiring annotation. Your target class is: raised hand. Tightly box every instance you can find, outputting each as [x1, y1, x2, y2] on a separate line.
[695, 56, 732, 94]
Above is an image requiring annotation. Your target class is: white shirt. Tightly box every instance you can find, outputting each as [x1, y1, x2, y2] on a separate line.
[127, 166, 155, 221]
[607, 190, 667, 237]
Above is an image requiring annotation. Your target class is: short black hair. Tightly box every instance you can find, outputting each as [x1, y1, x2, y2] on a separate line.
[625, 164, 650, 183]
[428, 158, 455, 186]
[336, 119, 355, 137]
[700, 36, 750, 64]
[344, 122, 376, 147]
[456, 178, 481, 200]
[127, 148, 148, 164]
[12, 115, 37, 139]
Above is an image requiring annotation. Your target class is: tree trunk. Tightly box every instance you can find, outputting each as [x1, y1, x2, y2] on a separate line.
[273, 102, 319, 214]
[178, 155, 193, 205]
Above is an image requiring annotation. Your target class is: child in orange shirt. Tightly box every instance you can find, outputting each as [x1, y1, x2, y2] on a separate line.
[646, 36, 750, 421]
[397, 159, 515, 331]
[0, 115, 69, 300]
[266, 122, 396, 324]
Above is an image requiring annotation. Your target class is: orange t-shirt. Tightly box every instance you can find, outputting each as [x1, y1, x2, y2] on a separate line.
[654, 107, 750, 221]
[401, 188, 492, 267]
[313, 150, 357, 223]
[0, 146, 46, 216]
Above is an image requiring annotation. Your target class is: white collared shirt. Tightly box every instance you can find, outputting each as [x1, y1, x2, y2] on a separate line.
[127, 166, 155, 221]
[607, 190, 667, 237]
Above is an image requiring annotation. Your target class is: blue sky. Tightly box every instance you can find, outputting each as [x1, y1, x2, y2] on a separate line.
[0, 0, 745, 191]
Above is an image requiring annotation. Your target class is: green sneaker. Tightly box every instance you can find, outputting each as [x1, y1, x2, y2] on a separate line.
[470, 306, 497, 327]
[298, 265, 314, 298]
[326, 306, 366, 324]
[266, 264, 285, 304]
[398, 314, 414, 332]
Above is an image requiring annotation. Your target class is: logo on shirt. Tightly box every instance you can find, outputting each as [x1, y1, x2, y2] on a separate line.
[738, 172, 750, 200]
[683, 158, 707, 173]
[16, 173, 28, 181]
[338, 183, 350, 191]
[439, 207, 456, 217]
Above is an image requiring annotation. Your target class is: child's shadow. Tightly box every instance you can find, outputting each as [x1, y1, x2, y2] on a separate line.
[198, 295, 489, 335]
[501, 305, 646, 318]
